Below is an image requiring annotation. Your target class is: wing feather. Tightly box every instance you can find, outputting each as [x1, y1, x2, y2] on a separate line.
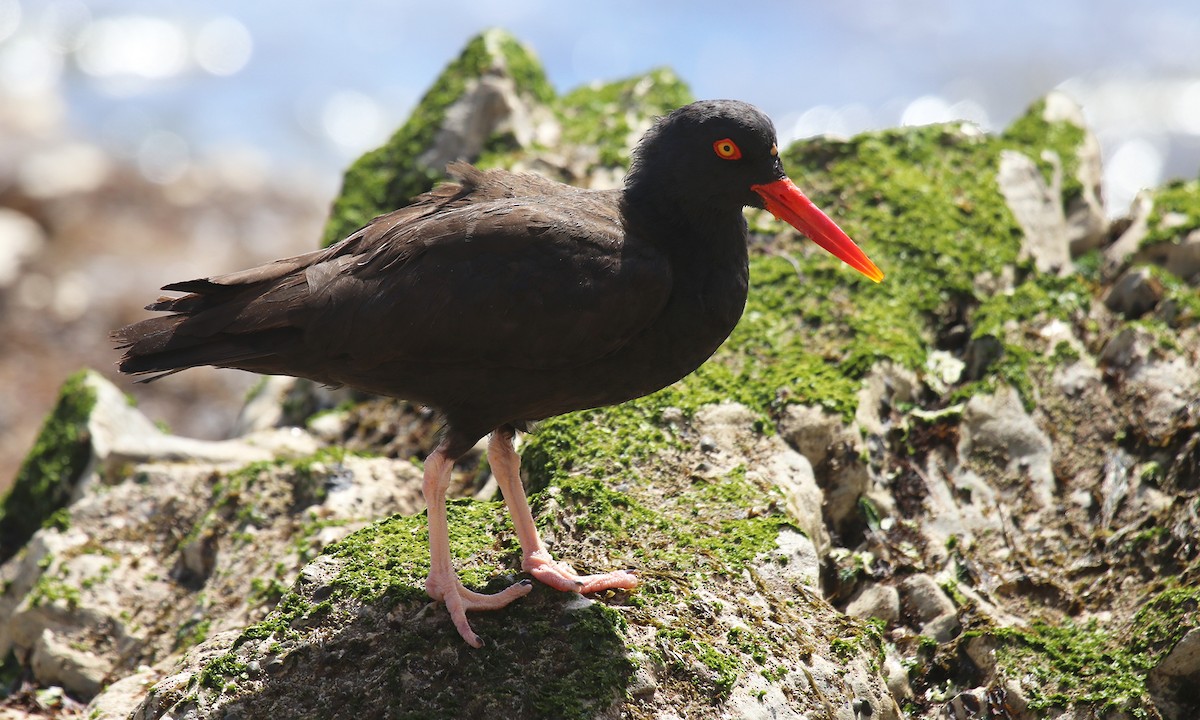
[114, 166, 672, 383]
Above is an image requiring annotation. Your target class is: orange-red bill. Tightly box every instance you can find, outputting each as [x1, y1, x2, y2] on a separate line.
[750, 177, 884, 283]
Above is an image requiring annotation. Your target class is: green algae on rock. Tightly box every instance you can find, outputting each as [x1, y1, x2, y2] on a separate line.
[557, 67, 693, 168]
[982, 587, 1200, 717]
[320, 29, 694, 249]
[1143, 179, 1200, 250]
[188, 508, 635, 720]
[175, 446, 886, 718]
[321, 29, 556, 246]
[0, 369, 96, 562]
[999, 96, 1090, 206]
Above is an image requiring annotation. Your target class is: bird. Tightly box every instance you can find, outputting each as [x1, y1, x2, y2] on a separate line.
[113, 99, 883, 648]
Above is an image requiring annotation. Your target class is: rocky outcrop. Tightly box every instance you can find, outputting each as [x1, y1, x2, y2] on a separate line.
[2, 30, 1199, 720]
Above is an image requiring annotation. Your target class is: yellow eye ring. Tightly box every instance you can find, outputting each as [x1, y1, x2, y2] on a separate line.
[713, 138, 742, 160]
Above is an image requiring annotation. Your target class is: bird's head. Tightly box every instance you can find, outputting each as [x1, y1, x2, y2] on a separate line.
[628, 99, 883, 283]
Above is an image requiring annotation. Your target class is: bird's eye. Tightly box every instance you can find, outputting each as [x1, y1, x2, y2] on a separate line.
[712, 138, 742, 160]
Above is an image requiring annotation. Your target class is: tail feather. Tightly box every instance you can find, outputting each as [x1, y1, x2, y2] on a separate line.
[113, 270, 309, 378]
[113, 315, 297, 376]
[112, 170, 482, 382]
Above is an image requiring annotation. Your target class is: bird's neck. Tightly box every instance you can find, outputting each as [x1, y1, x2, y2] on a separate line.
[621, 184, 750, 260]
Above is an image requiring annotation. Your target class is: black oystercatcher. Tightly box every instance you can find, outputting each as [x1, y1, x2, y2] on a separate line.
[114, 100, 882, 647]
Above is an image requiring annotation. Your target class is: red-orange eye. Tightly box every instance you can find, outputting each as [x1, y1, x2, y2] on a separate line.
[713, 138, 742, 160]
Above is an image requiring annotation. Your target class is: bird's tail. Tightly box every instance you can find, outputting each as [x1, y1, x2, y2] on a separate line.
[112, 257, 317, 381]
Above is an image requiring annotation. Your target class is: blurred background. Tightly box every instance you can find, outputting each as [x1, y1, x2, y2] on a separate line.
[2, 0, 1199, 489]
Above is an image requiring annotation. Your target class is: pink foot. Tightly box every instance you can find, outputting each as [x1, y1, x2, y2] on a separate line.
[425, 571, 533, 648]
[523, 550, 639, 594]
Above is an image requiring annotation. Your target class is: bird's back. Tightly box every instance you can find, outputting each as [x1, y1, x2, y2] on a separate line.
[113, 164, 686, 432]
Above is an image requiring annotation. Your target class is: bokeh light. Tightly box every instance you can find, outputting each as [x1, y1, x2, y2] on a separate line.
[76, 15, 189, 82]
[0, 1, 1195, 215]
[0, 0, 20, 44]
[1106, 137, 1165, 211]
[321, 90, 388, 153]
[194, 16, 252, 77]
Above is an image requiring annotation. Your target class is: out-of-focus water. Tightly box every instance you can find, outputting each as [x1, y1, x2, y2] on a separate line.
[2, 0, 1198, 215]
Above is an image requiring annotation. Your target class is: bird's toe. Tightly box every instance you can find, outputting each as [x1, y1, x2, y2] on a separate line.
[426, 572, 533, 648]
[524, 552, 639, 594]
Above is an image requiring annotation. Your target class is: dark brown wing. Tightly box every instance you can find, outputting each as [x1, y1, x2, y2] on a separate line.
[113, 165, 672, 386]
[306, 195, 670, 372]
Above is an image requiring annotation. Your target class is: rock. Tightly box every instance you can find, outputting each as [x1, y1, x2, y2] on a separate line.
[625, 651, 659, 701]
[85, 371, 277, 471]
[1098, 326, 1144, 369]
[1, 380, 425, 699]
[693, 402, 831, 554]
[962, 334, 1005, 381]
[778, 404, 854, 468]
[120, 519, 896, 720]
[6, 388, 898, 718]
[85, 666, 158, 720]
[957, 386, 1055, 512]
[882, 650, 914, 704]
[1148, 628, 1200, 720]
[997, 149, 1071, 275]
[754, 527, 821, 593]
[5, 37, 1200, 720]
[922, 613, 962, 644]
[232, 376, 352, 436]
[1100, 327, 1200, 444]
[963, 634, 998, 676]
[1158, 626, 1200, 677]
[123, 630, 244, 720]
[1104, 184, 1200, 282]
[1105, 190, 1153, 275]
[777, 405, 870, 533]
[1052, 358, 1102, 398]
[1104, 267, 1165, 319]
[898, 574, 954, 622]
[29, 627, 108, 698]
[1041, 92, 1108, 256]
[321, 29, 565, 246]
[845, 584, 901, 626]
[418, 72, 559, 176]
[855, 363, 920, 439]
[944, 688, 989, 719]
[999, 679, 1035, 720]
[1142, 227, 1200, 282]
[1, 370, 280, 566]
[723, 651, 899, 720]
[899, 574, 959, 641]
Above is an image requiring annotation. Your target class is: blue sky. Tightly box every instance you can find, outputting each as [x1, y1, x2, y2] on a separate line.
[4, 0, 1199, 213]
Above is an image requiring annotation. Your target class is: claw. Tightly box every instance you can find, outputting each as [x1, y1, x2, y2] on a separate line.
[427, 572, 533, 648]
[524, 550, 640, 594]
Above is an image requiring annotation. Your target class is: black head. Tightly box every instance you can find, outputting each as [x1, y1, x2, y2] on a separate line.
[627, 99, 786, 210]
[625, 99, 884, 282]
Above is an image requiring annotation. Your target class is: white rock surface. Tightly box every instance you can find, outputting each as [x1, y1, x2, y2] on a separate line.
[997, 149, 1071, 275]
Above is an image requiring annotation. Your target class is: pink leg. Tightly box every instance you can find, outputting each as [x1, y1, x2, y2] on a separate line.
[422, 441, 532, 648]
[488, 428, 638, 594]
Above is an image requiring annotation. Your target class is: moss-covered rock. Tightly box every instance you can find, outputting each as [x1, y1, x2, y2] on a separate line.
[321, 29, 557, 246]
[0, 370, 95, 562]
[980, 586, 1200, 715]
[1143, 179, 1200, 252]
[1106, 177, 1200, 282]
[134, 438, 894, 719]
[320, 28, 692, 247]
